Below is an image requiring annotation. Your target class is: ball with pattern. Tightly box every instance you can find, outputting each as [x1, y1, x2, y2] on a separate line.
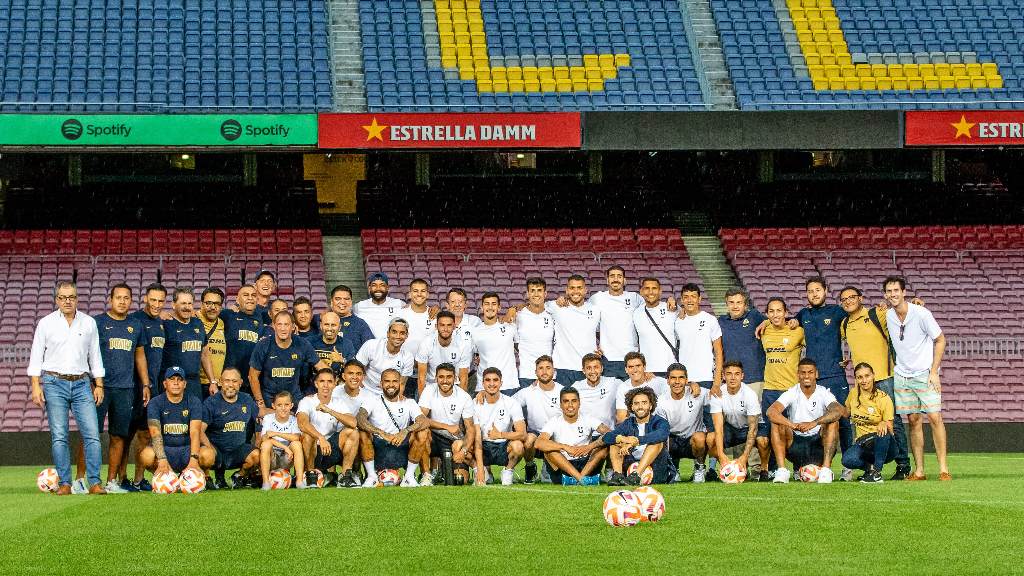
[269, 469, 292, 490]
[631, 486, 666, 522]
[378, 469, 401, 486]
[36, 468, 59, 492]
[626, 462, 654, 485]
[179, 468, 206, 493]
[152, 472, 180, 494]
[719, 461, 747, 484]
[798, 464, 822, 483]
[311, 469, 326, 488]
[603, 490, 644, 527]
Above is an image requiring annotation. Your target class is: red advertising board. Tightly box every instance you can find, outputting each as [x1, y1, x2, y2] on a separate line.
[906, 110, 1024, 146]
[318, 112, 581, 149]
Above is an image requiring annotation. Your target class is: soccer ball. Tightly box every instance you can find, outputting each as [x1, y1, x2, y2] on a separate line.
[626, 462, 654, 485]
[719, 462, 747, 484]
[632, 486, 666, 522]
[269, 469, 292, 490]
[798, 464, 822, 483]
[310, 469, 326, 488]
[36, 468, 59, 492]
[179, 468, 206, 494]
[378, 469, 401, 486]
[603, 490, 644, 527]
[152, 472, 180, 494]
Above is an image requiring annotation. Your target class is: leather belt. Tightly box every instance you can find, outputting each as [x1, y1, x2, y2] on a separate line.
[42, 371, 89, 381]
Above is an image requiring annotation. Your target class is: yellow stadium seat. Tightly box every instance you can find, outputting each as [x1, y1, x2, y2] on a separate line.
[934, 63, 951, 76]
[919, 64, 935, 76]
[804, 8, 821, 19]
[812, 30, 829, 43]
[966, 63, 983, 76]
[820, 54, 837, 66]
[887, 64, 903, 76]
[583, 55, 599, 67]
[525, 79, 541, 91]
[988, 75, 1004, 89]
[572, 79, 588, 91]
[570, 68, 586, 81]
[823, 64, 840, 78]
[955, 76, 971, 89]
[475, 69, 491, 81]
[860, 78, 876, 90]
[492, 80, 509, 93]
[585, 66, 602, 79]
[599, 54, 614, 67]
[876, 77, 892, 90]
[553, 66, 570, 80]
[903, 66, 920, 78]
[970, 77, 987, 89]
[908, 78, 924, 91]
[807, 65, 825, 79]
[804, 0, 818, 8]
[923, 76, 939, 90]
[855, 65, 871, 78]
[843, 78, 860, 90]
[813, 78, 828, 90]
[790, 8, 805, 19]
[538, 68, 553, 81]
[836, 54, 852, 66]
[588, 79, 604, 92]
[807, 18, 824, 30]
[522, 67, 538, 81]
[949, 64, 967, 76]
[982, 62, 998, 75]
[508, 79, 525, 92]
[805, 54, 822, 66]
[817, 42, 833, 55]
[939, 76, 955, 89]
[470, 32, 486, 45]
[797, 30, 813, 44]
[476, 79, 493, 92]
[459, 68, 475, 80]
[892, 78, 908, 90]
[828, 30, 845, 43]
[540, 79, 556, 92]
[614, 54, 631, 66]
[600, 65, 617, 79]
[491, 67, 506, 81]
[556, 79, 572, 91]
[871, 64, 887, 78]
[506, 68, 523, 81]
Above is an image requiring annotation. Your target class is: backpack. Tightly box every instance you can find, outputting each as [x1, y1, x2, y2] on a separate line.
[843, 308, 895, 373]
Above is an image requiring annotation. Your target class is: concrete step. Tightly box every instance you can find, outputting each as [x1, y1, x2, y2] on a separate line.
[323, 236, 368, 302]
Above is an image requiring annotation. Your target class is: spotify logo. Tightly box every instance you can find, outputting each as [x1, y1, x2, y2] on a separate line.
[61, 119, 83, 140]
[220, 119, 242, 141]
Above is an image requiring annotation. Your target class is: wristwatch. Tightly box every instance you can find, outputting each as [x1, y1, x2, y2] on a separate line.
[190, 453, 199, 460]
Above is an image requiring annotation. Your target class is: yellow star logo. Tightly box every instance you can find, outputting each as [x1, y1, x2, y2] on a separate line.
[951, 115, 975, 139]
[363, 117, 387, 142]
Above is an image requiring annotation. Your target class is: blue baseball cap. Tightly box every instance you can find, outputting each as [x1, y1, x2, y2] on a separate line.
[367, 272, 390, 285]
[164, 366, 186, 380]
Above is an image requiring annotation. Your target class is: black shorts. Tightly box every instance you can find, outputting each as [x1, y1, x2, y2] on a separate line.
[372, 435, 410, 470]
[130, 386, 149, 432]
[787, 433, 825, 469]
[430, 430, 462, 457]
[97, 387, 134, 437]
[214, 443, 254, 470]
[166, 445, 192, 473]
[722, 424, 750, 449]
[623, 447, 672, 484]
[314, 433, 342, 469]
[544, 455, 589, 484]
[668, 433, 696, 460]
[482, 441, 510, 466]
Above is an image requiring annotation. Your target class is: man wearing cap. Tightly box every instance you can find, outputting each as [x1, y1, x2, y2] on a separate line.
[354, 272, 405, 339]
[253, 270, 277, 323]
[140, 366, 215, 476]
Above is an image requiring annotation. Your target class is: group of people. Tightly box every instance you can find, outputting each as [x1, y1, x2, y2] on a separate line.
[28, 264, 950, 494]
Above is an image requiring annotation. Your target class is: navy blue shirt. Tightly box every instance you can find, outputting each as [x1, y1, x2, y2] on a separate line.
[718, 308, 767, 382]
[795, 304, 848, 377]
[94, 313, 146, 390]
[202, 391, 259, 451]
[220, 309, 265, 377]
[310, 335, 356, 373]
[255, 303, 271, 324]
[147, 393, 203, 448]
[249, 336, 322, 405]
[312, 313, 374, 353]
[128, 309, 165, 393]
[162, 317, 207, 380]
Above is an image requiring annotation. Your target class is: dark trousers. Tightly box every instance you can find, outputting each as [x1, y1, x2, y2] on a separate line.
[841, 435, 897, 471]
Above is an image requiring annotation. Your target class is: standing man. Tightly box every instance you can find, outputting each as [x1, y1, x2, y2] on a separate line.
[767, 359, 844, 484]
[547, 274, 600, 386]
[512, 355, 564, 483]
[839, 285, 911, 480]
[354, 272, 405, 338]
[308, 311, 356, 383]
[443, 288, 481, 345]
[219, 285, 264, 393]
[397, 278, 434, 354]
[249, 311, 328, 412]
[260, 299, 290, 338]
[674, 283, 723, 397]
[416, 311, 472, 395]
[253, 269, 277, 322]
[162, 288, 216, 400]
[198, 287, 226, 396]
[124, 282, 167, 491]
[514, 277, 555, 388]
[587, 265, 641, 379]
[884, 276, 949, 481]
[473, 293, 519, 395]
[28, 281, 106, 495]
[615, 352, 669, 423]
[293, 296, 318, 340]
[573, 353, 620, 428]
[718, 288, 767, 476]
[633, 277, 678, 376]
[317, 284, 375, 353]
[355, 318, 415, 395]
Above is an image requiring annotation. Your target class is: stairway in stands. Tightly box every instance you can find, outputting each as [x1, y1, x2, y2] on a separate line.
[327, 0, 368, 111]
[323, 236, 368, 301]
[679, 0, 737, 109]
[683, 235, 740, 315]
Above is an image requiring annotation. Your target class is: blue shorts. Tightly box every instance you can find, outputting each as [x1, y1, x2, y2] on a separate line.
[722, 424, 750, 449]
[601, 359, 627, 380]
[214, 443, 254, 470]
[372, 435, 410, 470]
[518, 378, 535, 389]
[759, 389, 785, 437]
[553, 369, 583, 387]
[696, 381, 714, 430]
[787, 433, 824, 469]
[623, 448, 672, 484]
[500, 389, 518, 397]
[165, 445, 192, 473]
[668, 433, 697, 460]
[314, 433, 342, 469]
[482, 440, 510, 466]
[545, 456, 589, 483]
[97, 387, 134, 437]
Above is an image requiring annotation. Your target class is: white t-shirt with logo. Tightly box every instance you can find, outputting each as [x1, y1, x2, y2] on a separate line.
[546, 301, 601, 371]
[708, 383, 762, 429]
[396, 306, 434, 356]
[588, 290, 641, 361]
[675, 311, 722, 382]
[452, 314, 481, 346]
[886, 303, 943, 378]
[353, 297, 405, 339]
[515, 307, 555, 380]
[475, 395, 525, 443]
[540, 414, 604, 459]
[572, 377, 620, 428]
[513, 382, 564, 432]
[656, 387, 708, 436]
[616, 377, 669, 411]
[472, 320, 519, 389]
[296, 394, 345, 436]
[633, 302, 678, 372]
[260, 413, 300, 444]
[355, 338, 415, 394]
[415, 335, 473, 386]
[330, 386, 375, 425]
[776, 384, 839, 437]
[363, 395, 420, 434]
[418, 384, 474, 426]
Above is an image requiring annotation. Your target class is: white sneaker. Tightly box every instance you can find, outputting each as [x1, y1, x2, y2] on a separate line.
[773, 468, 791, 484]
[501, 469, 514, 486]
[817, 468, 834, 484]
[840, 467, 854, 482]
[295, 481, 308, 489]
[71, 478, 88, 495]
[104, 480, 128, 494]
[485, 469, 494, 485]
[361, 475, 379, 488]
[400, 475, 419, 488]
[419, 472, 434, 486]
[692, 466, 706, 484]
[540, 466, 551, 484]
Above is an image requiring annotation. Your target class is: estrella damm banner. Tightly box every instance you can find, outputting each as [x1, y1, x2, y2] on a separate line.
[318, 113, 581, 149]
[905, 111, 1024, 146]
[0, 114, 318, 146]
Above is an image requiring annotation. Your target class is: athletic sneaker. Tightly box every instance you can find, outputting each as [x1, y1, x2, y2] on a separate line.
[104, 480, 128, 494]
[840, 468, 854, 482]
[524, 461, 538, 484]
[400, 475, 419, 488]
[71, 478, 88, 495]
[230, 471, 247, 489]
[419, 472, 435, 486]
[692, 466, 706, 484]
[133, 479, 152, 492]
[773, 468, 791, 484]
[626, 472, 642, 486]
[304, 471, 319, 488]
[485, 469, 494, 485]
[581, 475, 601, 486]
[295, 480, 308, 489]
[561, 475, 578, 486]
[860, 470, 883, 484]
[757, 471, 771, 483]
[890, 465, 911, 481]
[337, 470, 358, 488]
[261, 483, 271, 491]
[608, 471, 627, 486]
[208, 478, 227, 491]
[706, 468, 720, 482]
[362, 475, 380, 488]
[500, 469, 514, 486]
[540, 466, 552, 484]
[817, 468, 834, 484]
[120, 479, 141, 493]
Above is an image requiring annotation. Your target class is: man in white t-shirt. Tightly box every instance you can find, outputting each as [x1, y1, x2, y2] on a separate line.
[884, 275, 948, 480]
[473, 292, 520, 394]
[258, 390, 307, 489]
[443, 288, 481, 346]
[330, 359, 376, 486]
[535, 387, 610, 485]
[546, 274, 601, 386]
[396, 278, 434, 397]
[674, 283, 724, 451]
[767, 358, 844, 483]
[355, 318, 415, 394]
[587, 265, 642, 379]
[353, 272, 405, 339]
[511, 355, 563, 484]
[513, 277, 555, 388]
[296, 368, 359, 488]
[633, 277, 678, 375]
[419, 363, 476, 486]
[572, 353, 620, 428]
[416, 311, 472, 395]
[657, 362, 710, 482]
[708, 361, 764, 478]
[615, 352, 669, 423]
[355, 369, 430, 487]
[470, 367, 527, 486]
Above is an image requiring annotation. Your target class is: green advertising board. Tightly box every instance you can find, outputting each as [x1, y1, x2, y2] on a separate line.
[0, 114, 318, 146]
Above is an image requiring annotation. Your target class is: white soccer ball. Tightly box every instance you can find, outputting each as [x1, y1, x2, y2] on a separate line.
[269, 469, 292, 490]
[798, 464, 822, 483]
[626, 462, 654, 485]
[719, 461, 747, 484]
[310, 469, 326, 488]
[603, 490, 644, 527]
[378, 469, 401, 486]
[631, 486, 666, 522]
[179, 468, 207, 494]
[152, 472, 180, 494]
[36, 468, 59, 492]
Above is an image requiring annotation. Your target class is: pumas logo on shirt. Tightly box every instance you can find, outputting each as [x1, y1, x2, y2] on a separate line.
[739, 401, 746, 409]
[182, 409, 189, 418]
[499, 326, 507, 335]
[687, 401, 694, 409]
[241, 406, 247, 414]
[291, 353, 298, 360]
[587, 310, 594, 318]
[824, 318, 832, 326]
[397, 407, 405, 415]
[625, 298, 632, 306]
[783, 338, 790, 345]
[742, 318, 750, 327]
[543, 318, 550, 327]
[699, 320, 706, 329]
[811, 401, 817, 408]
[127, 326, 134, 333]
[867, 406, 877, 414]
[600, 388, 607, 396]
[388, 307, 395, 314]
[253, 320, 258, 326]
[498, 409, 505, 417]
[549, 398, 557, 407]
[450, 352, 457, 360]
[194, 328, 200, 334]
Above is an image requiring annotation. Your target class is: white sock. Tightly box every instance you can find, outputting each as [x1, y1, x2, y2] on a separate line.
[363, 461, 376, 479]
[405, 462, 419, 480]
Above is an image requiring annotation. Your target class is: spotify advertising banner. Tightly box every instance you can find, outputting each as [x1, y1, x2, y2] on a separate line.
[0, 114, 317, 146]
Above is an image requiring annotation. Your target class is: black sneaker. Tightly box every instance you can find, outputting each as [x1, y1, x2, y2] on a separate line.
[626, 472, 642, 486]
[860, 470, 883, 484]
[305, 471, 320, 488]
[758, 471, 771, 483]
[133, 478, 152, 492]
[208, 477, 226, 491]
[524, 462, 538, 484]
[339, 470, 359, 488]
[706, 468, 720, 482]
[890, 465, 911, 481]
[608, 471, 627, 486]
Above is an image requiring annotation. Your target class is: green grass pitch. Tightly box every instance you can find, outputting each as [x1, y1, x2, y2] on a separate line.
[1, 453, 1021, 575]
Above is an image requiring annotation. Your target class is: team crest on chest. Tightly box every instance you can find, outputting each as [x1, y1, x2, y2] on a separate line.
[291, 353, 298, 360]
[577, 426, 584, 434]
[127, 326, 134, 333]
[449, 404, 456, 413]
[397, 407, 404, 414]
[699, 320, 706, 329]
[182, 409, 189, 417]
[742, 318, 750, 327]
[498, 409, 505, 417]
[242, 406, 247, 414]
[824, 318, 832, 326]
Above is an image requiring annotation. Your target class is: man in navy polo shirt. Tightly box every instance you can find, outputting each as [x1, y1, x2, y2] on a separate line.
[201, 366, 259, 489]
[162, 288, 215, 400]
[140, 366, 215, 476]
[249, 310, 329, 413]
[313, 284, 374, 354]
[125, 282, 167, 491]
[219, 285, 265, 391]
[307, 312, 355, 390]
[718, 288, 767, 474]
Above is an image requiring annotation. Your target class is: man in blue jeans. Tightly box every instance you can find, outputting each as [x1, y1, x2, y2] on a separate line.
[28, 281, 107, 495]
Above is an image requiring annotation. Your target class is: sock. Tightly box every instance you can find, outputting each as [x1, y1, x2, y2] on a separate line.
[405, 462, 419, 480]
[363, 460, 376, 479]
[708, 457, 718, 471]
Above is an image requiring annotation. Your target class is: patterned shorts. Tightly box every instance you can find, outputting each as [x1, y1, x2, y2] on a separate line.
[894, 373, 942, 414]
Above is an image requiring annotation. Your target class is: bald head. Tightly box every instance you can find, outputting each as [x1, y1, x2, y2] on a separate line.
[321, 311, 341, 341]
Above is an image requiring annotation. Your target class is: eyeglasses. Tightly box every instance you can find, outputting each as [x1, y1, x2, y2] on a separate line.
[56, 295, 77, 302]
[899, 324, 906, 341]
[202, 300, 223, 306]
[839, 295, 860, 304]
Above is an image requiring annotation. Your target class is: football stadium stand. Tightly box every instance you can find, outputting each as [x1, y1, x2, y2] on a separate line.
[0, 229, 327, 432]
[721, 225, 1024, 422]
[0, 1, 332, 111]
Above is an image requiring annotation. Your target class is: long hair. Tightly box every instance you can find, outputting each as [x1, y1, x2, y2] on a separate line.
[852, 362, 878, 408]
